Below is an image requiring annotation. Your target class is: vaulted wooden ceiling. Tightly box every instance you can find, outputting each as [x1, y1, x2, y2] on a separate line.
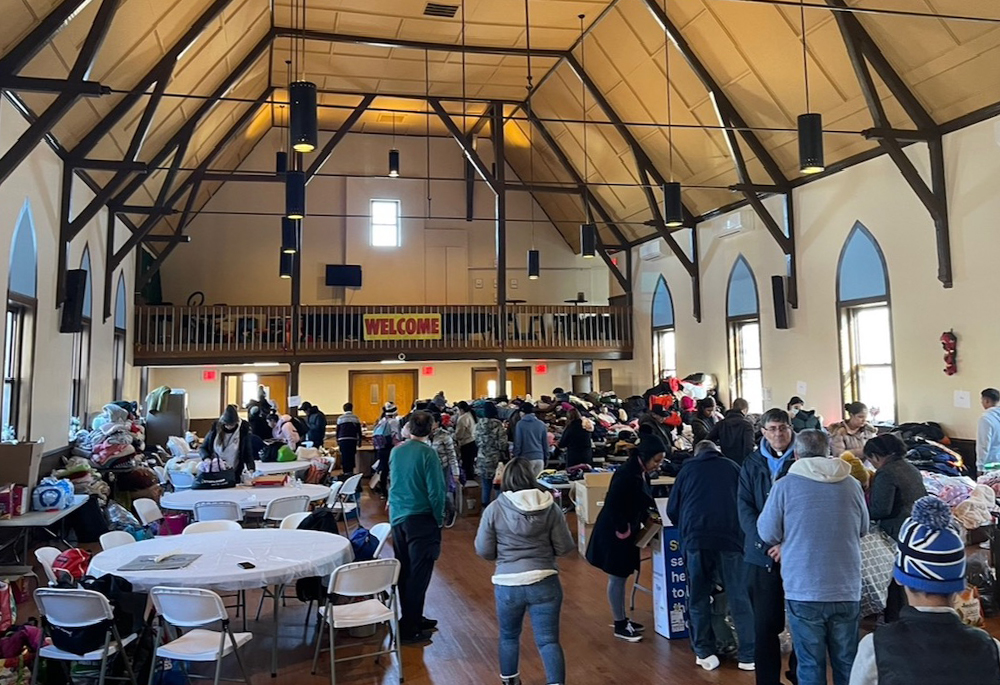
[3, 0, 1000, 249]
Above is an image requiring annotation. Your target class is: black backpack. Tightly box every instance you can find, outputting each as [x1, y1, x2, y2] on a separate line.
[792, 410, 821, 432]
[260, 441, 283, 463]
[294, 508, 341, 602]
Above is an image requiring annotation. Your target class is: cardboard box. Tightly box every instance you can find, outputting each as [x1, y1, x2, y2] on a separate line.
[583, 471, 614, 487]
[576, 516, 595, 556]
[463, 481, 482, 516]
[572, 480, 610, 525]
[0, 485, 27, 518]
[0, 442, 43, 505]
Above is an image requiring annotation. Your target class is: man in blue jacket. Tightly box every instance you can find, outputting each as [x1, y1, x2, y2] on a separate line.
[512, 405, 548, 476]
[738, 408, 796, 685]
[668, 441, 755, 672]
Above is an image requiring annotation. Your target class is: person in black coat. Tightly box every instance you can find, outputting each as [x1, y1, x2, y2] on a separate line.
[247, 404, 272, 441]
[200, 404, 256, 479]
[690, 397, 719, 443]
[707, 398, 755, 466]
[300, 401, 328, 447]
[558, 409, 593, 468]
[586, 434, 665, 643]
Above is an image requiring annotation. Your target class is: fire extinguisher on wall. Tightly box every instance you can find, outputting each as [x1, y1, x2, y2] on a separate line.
[941, 330, 957, 376]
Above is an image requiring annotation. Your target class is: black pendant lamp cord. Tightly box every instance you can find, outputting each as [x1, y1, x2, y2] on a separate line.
[801, 0, 809, 112]
[426, 49, 432, 218]
[579, 14, 591, 224]
[664, 0, 673, 180]
[525, 0, 535, 250]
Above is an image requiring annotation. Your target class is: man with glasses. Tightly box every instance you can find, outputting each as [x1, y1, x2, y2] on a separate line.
[738, 408, 797, 685]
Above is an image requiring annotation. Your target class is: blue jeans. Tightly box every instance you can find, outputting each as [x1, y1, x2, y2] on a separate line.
[495, 576, 565, 684]
[685, 549, 755, 662]
[786, 600, 860, 685]
[482, 475, 495, 505]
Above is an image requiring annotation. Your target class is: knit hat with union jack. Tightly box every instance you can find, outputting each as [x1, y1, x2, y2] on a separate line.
[894, 496, 966, 595]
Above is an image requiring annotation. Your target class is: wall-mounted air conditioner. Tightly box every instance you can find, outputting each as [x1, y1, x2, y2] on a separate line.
[639, 240, 665, 261]
[717, 209, 756, 239]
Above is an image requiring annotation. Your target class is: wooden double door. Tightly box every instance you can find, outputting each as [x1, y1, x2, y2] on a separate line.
[349, 371, 419, 425]
[472, 367, 531, 400]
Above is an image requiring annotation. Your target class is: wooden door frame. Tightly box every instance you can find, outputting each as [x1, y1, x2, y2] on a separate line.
[471, 366, 532, 399]
[348, 369, 420, 414]
[220, 371, 290, 414]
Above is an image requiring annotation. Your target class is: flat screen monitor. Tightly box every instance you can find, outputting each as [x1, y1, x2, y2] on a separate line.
[325, 264, 363, 288]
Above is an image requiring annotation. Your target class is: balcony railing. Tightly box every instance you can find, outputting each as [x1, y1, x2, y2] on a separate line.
[134, 304, 633, 364]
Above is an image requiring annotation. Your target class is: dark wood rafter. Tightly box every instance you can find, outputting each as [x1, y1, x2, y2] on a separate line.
[431, 99, 501, 193]
[123, 61, 175, 163]
[0, 0, 121, 187]
[492, 103, 508, 310]
[305, 95, 374, 182]
[0, 75, 108, 95]
[825, 0, 951, 287]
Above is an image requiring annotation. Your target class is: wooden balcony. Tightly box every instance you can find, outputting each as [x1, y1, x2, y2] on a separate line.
[134, 304, 633, 366]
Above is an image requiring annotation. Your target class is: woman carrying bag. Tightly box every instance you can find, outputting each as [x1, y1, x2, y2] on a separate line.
[199, 405, 255, 483]
[585, 434, 665, 643]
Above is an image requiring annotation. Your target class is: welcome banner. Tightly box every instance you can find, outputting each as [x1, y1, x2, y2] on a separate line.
[363, 313, 442, 341]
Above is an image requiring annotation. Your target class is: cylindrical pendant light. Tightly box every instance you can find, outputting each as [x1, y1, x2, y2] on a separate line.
[275, 150, 287, 174]
[281, 217, 299, 254]
[279, 251, 293, 279]
[388, 148, 400, 178]
[664, 181, 684, 227]
[580, 222, 597, 259]
[289, 81, 318, 153]
[285, 170, 305, 220]
[527, 249, 540, 279]
[798, 112, 825, 174]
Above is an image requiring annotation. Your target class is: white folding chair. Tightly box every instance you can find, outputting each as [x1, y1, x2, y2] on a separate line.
[99, 531, 135, 551]
[149, 587, 253, 685]
[370, 522, 393, 559]
[311, 559, 403, 685]
[279, 512, 312, 530]
[152, 466, 168, 485]
[332, 474, 362, 534]
[35, 546, 61, 586]
[324, 482, 343, 508]
[167, 469, 195, 491]
[33, 588, 139, 685]
[132, 498, 164, 527]
[183, 520, 242, 535]
[193, 501, 243, 522]
[262, 495, 310, 526]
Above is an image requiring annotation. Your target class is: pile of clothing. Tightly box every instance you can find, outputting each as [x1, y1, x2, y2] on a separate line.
[54, 457, 111, 505]
[79, 404, 145, 467]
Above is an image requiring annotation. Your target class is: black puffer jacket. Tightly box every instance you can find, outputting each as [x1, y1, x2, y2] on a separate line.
[707, 410, 754, 466]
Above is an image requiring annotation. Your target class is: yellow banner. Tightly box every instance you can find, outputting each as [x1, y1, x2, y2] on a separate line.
[363, 313, 442, 341]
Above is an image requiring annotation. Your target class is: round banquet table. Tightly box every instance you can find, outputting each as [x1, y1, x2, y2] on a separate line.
[160, 483, 329, 511]
[254, 460, 312, 475]
[89, 529, 353, 676]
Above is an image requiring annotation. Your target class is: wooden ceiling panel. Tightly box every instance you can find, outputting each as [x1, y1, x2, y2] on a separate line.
[0, 0, 43, 57]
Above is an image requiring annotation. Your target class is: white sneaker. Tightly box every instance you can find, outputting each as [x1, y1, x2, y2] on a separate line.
[696, 655, 721, 671]
[738, 662, 756, 671]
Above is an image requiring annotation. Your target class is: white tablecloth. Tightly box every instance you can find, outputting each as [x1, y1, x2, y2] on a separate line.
[160, 484, 329, 511]
[255, 460, 312, 475]
[88, 529, 353, 592]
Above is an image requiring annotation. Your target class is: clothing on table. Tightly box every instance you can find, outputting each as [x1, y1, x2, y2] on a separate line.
[738, 440, 795, 570]
[388, 439, 446, 528]
[513, 414, 549, 462]
[145, 385, 171, 413]
[868, 455, 926, 540]
[787, 599, 860, 685]
[691, 415, 717, 444]
[585, 454, 655, 578]
[707, 410, 755, 466]
[757, 457, 869, 603]
[978, 406, 1000, 466]
[391, 513, 442, 636]
[199, 420, 256, 479]
[495, 577, 565, 684]
[557, 418, 593, 468]
[849, 606, 1000, 685]
[828, 422, 877, 458]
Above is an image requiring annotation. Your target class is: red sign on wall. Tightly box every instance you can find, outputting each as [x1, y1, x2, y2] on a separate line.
[534, 364, 548, 375]
[203, 369, 218, 381]
[421, 366, 435, 377]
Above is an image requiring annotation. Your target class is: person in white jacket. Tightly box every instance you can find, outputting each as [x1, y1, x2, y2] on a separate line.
[977, 388, 1000, 467]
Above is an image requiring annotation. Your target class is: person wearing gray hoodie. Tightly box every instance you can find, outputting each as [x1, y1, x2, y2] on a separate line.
[475, 457, 575, 685]
[757, 429, 869, 685]
[513, 405, 548, 475]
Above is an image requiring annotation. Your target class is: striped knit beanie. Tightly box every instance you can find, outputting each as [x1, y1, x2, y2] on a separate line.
[894, 496, 966, 595]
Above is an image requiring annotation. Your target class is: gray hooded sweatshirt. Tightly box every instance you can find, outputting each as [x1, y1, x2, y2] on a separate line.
[475, 489, 575, 585]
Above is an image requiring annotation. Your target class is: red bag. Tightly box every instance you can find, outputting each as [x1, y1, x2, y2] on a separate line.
[51, 549, 92, 581]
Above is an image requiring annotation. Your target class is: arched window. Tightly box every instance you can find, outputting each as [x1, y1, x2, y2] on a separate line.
[726, 255, 763, 412]
[651, 276, 676, 382]
[4, 202, 38, 437]
[837, 222, 895, 422]
[113, 272, 127, 399]
[71, 248, 93, 419]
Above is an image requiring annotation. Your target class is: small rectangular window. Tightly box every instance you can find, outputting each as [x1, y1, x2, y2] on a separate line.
[113, 329, 126, 400]
[370, 199, 400, 247]
[70, 321, 91, 420]
[653, 328, 676, 382]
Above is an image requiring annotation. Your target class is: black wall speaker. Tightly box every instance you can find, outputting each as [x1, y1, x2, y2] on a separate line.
[771, 275, 789, 330]
[60, 269, 87, 333]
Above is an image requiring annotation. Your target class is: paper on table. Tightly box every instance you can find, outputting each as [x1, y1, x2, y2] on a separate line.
[118, 554, 201, 572]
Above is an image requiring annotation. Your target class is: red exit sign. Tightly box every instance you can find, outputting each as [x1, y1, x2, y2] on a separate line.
[534, 364, 548, 375]
[203, 369, 217, 381]
[421, 366, 435, 376]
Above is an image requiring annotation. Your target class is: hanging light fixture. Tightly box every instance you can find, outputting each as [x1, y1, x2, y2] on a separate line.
[662, 0, 684, 228]
[279, 251, 293, 279]
[578, 14, 596, 259]
[523, 0, 540, 280]
[388, 147, 400, 178]
[288, 0, 317, 153]
[797, 0, 824, 174]
[285, 170, 305, 219]
[275, 103, 287, 173]
[527, 249, 540, 279]
[281, 217, 299, 254]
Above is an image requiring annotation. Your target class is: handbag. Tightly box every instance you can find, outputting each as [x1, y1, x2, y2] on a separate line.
[192, 457, 236, 490]
[260, 441, 283, 463]
[51, 549, 92, 582]
[860, 525, 897, 616]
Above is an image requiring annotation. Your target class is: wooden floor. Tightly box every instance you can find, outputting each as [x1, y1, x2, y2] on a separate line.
[26, 489, 999, 684]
